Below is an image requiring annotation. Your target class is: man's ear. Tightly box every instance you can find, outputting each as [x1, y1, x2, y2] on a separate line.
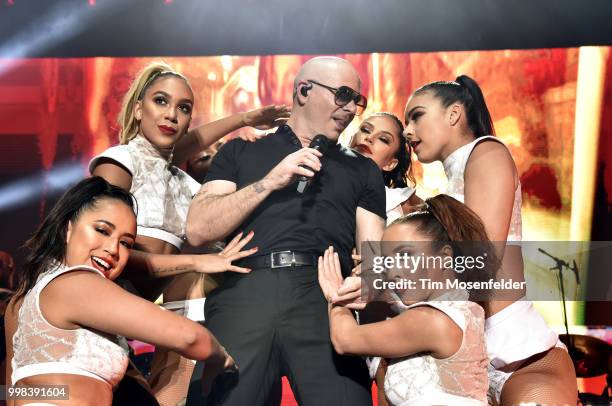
[382, 158, 398, 172]
[295, 81, 312, 105]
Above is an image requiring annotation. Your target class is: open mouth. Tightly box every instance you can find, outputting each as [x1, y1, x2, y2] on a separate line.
[91, 256, 112, 276]
[410, 140, 421, 151]
[355, 144, 372, 155]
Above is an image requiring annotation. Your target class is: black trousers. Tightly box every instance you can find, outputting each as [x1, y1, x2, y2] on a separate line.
[187, 266, 372, 406]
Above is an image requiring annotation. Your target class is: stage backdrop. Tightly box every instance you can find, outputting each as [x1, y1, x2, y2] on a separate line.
[1, 48, 611, 330]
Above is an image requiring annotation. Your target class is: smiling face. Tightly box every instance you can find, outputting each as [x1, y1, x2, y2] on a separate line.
[134, 75, 194, 149]
[403, 91, 454, 164]
[65, 198, 136, 281]
[350, 115, 402, 171]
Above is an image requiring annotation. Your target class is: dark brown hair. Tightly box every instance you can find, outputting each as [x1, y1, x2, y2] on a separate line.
[13, 177, 136, 302]
[368, 112, 415, 188]
[391, 194, 499, 290]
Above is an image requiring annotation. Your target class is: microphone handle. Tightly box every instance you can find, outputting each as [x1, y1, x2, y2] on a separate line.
[297, 164, 314, 182]
[296, 178, 309, 194]
[296, 139, 326, 193]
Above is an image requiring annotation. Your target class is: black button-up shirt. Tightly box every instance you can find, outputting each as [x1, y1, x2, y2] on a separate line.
[205, 125, 386, 273]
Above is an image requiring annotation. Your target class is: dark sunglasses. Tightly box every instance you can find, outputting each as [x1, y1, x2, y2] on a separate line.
[307, 80, 367, 115]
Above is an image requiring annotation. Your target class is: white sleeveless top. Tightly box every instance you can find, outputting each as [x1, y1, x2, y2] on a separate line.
[443, 136, 559, 369]
[386, 186, 416, 225]
[384, 291, 488, 406]
[89, 135, 201, 249]
[443, 136, 522, 242]
[12, 264, 129, 387]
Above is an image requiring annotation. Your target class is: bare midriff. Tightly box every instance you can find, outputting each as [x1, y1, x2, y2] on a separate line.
[14, 374, 112, 406]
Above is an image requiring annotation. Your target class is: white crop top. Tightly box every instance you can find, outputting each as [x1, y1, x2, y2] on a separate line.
[89, 135, 201, 249]
[384, 291, 488, 406]
[385, 186, 416, 225]
[443, 136, 522, 242]
[12, 264, 129, 387]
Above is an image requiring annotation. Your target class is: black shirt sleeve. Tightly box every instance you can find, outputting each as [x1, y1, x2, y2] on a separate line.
[358, 159, 387, 220]
[204, 139, 243, 184]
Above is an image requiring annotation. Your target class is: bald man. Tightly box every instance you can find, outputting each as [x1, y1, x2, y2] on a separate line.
[186, 57, 385, 405]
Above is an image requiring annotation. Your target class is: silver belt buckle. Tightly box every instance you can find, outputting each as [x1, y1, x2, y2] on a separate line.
[271, 250, 295, 268]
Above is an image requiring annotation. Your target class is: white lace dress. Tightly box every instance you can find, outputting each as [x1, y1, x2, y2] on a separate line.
[12, 264, 129, 386]
[384, 291, 488, 406]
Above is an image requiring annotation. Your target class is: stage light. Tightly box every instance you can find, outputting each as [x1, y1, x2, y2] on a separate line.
[0, 162, 85, 212]
[570, 46, 608, 242]
[0, 0, 120, 74]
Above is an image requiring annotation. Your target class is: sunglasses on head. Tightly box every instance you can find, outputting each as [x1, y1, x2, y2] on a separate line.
[307, 80, 367, 116]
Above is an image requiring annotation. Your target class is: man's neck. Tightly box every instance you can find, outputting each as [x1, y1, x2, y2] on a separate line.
[286, 117, 337, 148]
[286, 118, 314, 147]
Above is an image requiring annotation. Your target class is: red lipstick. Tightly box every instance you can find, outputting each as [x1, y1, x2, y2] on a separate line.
[355, 144, 372, 155]
[158, 125, 177, 135]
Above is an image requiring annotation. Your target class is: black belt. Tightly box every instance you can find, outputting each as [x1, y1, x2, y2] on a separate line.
[237, 251, 318, 270]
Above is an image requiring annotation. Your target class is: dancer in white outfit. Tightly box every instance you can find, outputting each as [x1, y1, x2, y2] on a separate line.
[319, 195, 491, 405]
[348, 112, 422, 404]
[90, 61, 288, 405]
[349, 112, 421, 222]
[4, 177, 233, 406]
[403, 75, 576, 405]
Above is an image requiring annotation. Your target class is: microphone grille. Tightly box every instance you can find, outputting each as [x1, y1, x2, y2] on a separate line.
[311, 134, 329, 153]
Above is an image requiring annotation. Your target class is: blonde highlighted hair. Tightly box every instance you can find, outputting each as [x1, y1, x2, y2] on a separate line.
[117, 61, 191, 144]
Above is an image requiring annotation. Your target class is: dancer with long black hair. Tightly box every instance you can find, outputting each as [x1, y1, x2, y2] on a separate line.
[4, 177, 233, 406]
[403, 75, 576, 405]
[349, 112, 421, 222]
